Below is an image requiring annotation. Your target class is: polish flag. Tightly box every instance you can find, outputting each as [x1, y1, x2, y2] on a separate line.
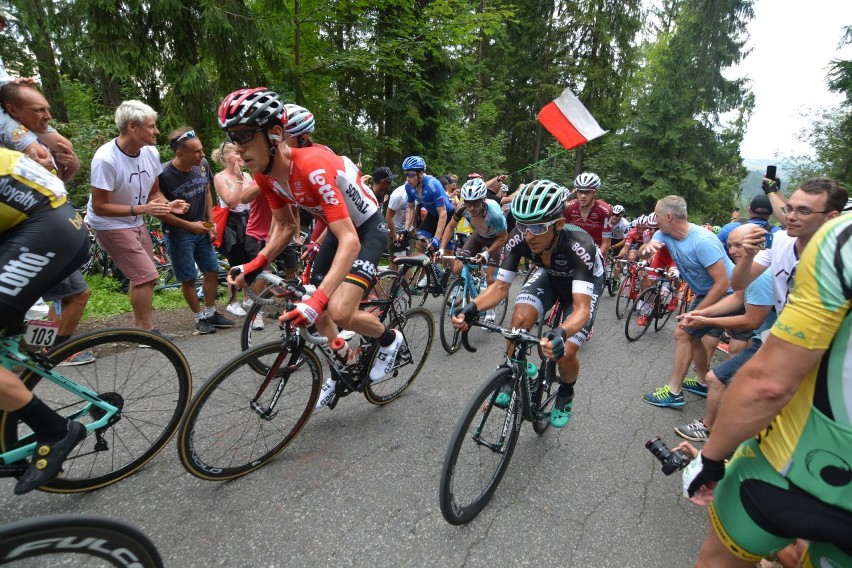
[537, 88, 608, 150]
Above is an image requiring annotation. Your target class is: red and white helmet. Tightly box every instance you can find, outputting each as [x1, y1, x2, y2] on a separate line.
[218, 88, 286, 129]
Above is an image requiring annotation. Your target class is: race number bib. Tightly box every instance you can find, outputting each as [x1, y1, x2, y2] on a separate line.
[23, 320, 59, 347]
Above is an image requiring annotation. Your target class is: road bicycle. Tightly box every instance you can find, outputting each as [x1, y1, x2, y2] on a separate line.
[614, 259, 645, 319]
[239, 250, 413, 352]
[0, 324, 191, 493]
[624, 268, 681, 341]
[0, 514, 163, 567]
[178, 272, 433, 481]
[439, 252, 508, 353]
[438, 321, 557, 525]
[603, 252, 619, 297]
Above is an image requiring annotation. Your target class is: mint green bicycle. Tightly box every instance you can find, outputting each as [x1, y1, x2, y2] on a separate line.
[0, 324, 191, 493]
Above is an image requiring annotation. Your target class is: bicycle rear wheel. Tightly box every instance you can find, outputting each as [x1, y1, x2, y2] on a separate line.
[615, 275, 634, 319]
[491, 296, 509, 326]
[440, 278, 467, 354]
[178, 342, 321, 481]
[625, 288, 656, 341]
[654, 295, 676, 331]
[0, 514, 163, 567]
[364, 307, 433, 404]
[439, 368, 521, 525]
[0, 329, 191, 493]
[605, 259, 618, 297]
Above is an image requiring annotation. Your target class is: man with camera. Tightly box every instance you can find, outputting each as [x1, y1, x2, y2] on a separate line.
[731, 177, 848, 315]
[682, 213, 852, 568]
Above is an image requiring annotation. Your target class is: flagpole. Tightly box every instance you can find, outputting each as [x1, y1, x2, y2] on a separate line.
[507, 148, 571, 177]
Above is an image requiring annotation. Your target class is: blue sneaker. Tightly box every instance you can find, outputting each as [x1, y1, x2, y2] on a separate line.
[643, 386, 685, 408]
[682, 378, 708, 397]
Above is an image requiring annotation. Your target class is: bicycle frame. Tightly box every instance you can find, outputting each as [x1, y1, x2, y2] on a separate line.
[0, 337, 119, 469]
[244, 272, 412, 413]
[461, 322, 554, 425]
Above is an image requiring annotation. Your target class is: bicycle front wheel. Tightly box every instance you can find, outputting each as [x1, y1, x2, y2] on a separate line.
[178, 342, 321, 481]
[0, 514, 163, 567]
[605, 260, 618, 297]
[439, 368, 521, 525]
[440, 278, 467, 354]
[364, 308, 433, 404]
[654, 296, 676, 331]
[625, 288, 656, 342]
[0, 329, 191, 493]
[240, 284, 289, 355]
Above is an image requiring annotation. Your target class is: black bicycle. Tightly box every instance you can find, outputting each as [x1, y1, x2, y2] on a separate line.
[178, 274, 433, 481]
[438, 321, 557, 525]
[0, 514, 163, 567]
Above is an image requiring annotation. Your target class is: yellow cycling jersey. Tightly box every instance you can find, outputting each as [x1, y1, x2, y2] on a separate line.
[0, 148, 67, 232]
[759, 214, 852, 510]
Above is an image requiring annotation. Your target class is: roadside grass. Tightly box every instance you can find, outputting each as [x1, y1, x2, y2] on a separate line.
[82, 275, 218, 320]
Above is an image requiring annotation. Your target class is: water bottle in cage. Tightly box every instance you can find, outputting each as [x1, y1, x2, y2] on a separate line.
[660, 283, 673, 307]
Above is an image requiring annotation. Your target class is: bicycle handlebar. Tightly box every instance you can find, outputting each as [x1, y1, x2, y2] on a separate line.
[245, 273, 316, 305]
[461, 321, 541, 353]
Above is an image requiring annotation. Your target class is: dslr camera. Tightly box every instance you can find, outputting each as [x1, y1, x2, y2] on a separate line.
[646, 436, 690, 475]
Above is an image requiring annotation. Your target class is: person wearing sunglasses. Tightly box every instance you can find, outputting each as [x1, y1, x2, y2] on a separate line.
[218, 88, 402, 409]
[436, 177, 508, 294]
[732, 177, 847, 318]
[563, 172, 614, 259]
[453, 180, 600, 429]
[399, 155, 454, 254]
[158, 127, 235, 335]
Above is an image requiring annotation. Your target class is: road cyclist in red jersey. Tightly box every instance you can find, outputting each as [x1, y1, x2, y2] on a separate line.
[218, 87, 403, 410]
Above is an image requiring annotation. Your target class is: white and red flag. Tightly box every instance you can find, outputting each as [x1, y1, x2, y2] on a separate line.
[537, 88, 608, 150]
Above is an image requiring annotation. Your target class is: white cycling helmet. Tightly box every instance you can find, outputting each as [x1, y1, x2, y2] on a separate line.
[573, 172, 601, 190]
[646, 212, 659, 228]
[612, 204, 625, 216]
[283, 104, 315, 136]
[460, 178, 488, 201]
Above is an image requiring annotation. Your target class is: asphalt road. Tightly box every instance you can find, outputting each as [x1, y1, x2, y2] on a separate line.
[1, 279, 726, 567]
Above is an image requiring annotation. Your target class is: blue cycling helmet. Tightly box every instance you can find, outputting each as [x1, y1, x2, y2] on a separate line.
[402, 155, 426, 171]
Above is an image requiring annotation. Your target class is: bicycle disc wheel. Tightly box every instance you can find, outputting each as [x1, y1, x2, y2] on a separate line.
[364, 307, 433, 404]
[0, 329, 191, 493]
[0, 514, 163, 567]
[440, 278, 467, 354]
[625, 288, 656, 342]
[532, 360, 557, 435]
[438, 368, 521, 525]
[615, 275, 633, 319]
[178, 342, 321, 481]
[240, 284, 289, 356]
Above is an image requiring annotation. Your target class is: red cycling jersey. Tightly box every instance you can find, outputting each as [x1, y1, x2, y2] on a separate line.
[562, 199, 612, 246]
[650, 245, 675, 270]
[254, 146, 379, 227]
[623, 227, 642, 246]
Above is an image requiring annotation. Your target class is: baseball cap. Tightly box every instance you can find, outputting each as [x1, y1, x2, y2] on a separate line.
[0, 9, 17, 22]
[749, 194, 772, 216]
[371, 166, 397, 182]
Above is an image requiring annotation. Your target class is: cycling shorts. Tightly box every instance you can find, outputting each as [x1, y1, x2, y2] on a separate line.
[0, 202, 88, 329]
[460, 233, 501, 268]
[710, 437, 852, 565]
[516, 267, 603, 347]
[310, 211, 388, 290]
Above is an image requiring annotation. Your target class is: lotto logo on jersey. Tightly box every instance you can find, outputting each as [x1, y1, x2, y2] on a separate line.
[352, 259, 377, 277]
[308, 169, 339, 206]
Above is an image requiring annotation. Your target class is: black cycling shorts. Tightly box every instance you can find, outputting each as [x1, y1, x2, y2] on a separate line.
[310, 212, 389, 290]
[0, 202, 89, 329]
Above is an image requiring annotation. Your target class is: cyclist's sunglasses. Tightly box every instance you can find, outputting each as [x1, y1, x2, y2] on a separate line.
[225, 127, 268, 145]
[464, 198, 484, 207]
[516, 218, 559, 236]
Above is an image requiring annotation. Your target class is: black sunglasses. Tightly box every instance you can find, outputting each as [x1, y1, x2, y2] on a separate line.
[225, 127, 268, 145]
